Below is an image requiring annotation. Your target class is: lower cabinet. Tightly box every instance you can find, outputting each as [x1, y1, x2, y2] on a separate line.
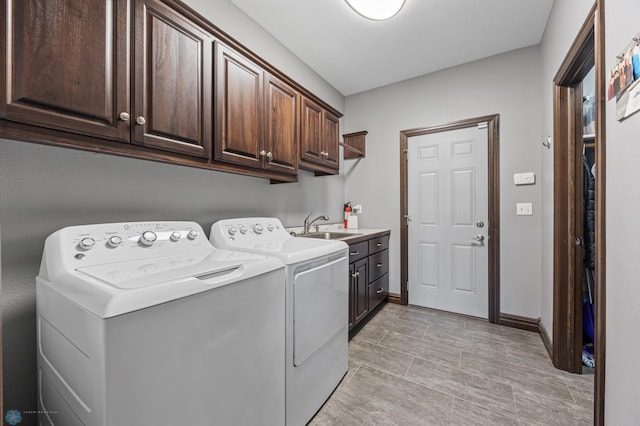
[348, 232, 390, 331]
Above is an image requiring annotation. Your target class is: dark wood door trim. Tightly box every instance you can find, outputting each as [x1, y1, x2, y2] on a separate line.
[400, 114, 500, 324]
[594, 1, 606, 423]
[552, 2, 605, 424]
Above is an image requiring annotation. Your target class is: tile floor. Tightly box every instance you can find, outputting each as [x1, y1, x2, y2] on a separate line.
[311, 303, 594, 426]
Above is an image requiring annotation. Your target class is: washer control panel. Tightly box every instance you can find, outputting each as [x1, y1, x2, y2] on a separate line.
[59, 221, 209, 265]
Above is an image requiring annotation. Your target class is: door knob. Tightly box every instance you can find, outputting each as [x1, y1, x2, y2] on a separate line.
[472, 234, 485, 242]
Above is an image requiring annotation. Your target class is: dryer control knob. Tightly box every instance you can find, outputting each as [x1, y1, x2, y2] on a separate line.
[170, 231, 181, 242]
[228, 226, 237, 236]
[239, 226, 248, 234]
[139, 231, 157, 246]
[252, 224, 264, 234]
[187, 230, 199, 240]
[107, 236, 122, 248]
[79, 237, 96, 250]
[267, 224, 275, 232]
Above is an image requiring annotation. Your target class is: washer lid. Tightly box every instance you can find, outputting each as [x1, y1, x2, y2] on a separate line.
[76, 249, 258, 289]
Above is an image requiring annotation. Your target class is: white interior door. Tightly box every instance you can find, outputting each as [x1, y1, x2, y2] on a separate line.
[407, 125, 489, 318]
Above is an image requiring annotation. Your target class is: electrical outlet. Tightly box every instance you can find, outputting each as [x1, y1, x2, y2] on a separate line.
[352, 204, 363, 214]
[516, 203, 533, 216]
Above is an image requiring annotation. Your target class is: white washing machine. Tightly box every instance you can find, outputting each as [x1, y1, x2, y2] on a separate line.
[36, 221, 285, 426]
[210, 217, 349, 426]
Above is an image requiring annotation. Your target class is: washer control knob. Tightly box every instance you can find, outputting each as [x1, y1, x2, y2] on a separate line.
[187, 230, 199, 240]
[228, 226, 237, 236]
[252, 224, 264, 234]
[267, 224, 275, 232]
[139, 231, 157, 246]
[170, 231, 181, 242]
[107, 236, 122, 248]
[239, 226, 248, 235]
[79, 237, 96, 250]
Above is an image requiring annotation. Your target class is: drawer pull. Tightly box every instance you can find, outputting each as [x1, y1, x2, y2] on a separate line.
[376, 288, 384, 294]
[377, 263, 383, 267]
[376, 242, 383, 247]
[350, 251, 359, 255]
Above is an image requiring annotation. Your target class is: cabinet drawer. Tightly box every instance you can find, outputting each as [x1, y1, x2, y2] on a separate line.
[368, 249, 389, 282]
[368, 273, 389, 312]
[348, 241, 368, 263]
[368, 235, 389, 255]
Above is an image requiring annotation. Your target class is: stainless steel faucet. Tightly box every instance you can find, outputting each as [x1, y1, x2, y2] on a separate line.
[303, 213, 329, 234]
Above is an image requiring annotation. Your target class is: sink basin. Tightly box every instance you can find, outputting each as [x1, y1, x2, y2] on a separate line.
[297, 232, 361, 240]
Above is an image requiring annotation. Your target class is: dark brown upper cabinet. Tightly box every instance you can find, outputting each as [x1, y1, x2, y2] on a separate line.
[215, 42, 298, 176]
[133, 0, 213, 158]
[1, 0, 212, 159]
[265, 73, 298, 175]
[1, 0, 131, 142]
[0, 0, 339, 182]
[299, 96, 340, 174]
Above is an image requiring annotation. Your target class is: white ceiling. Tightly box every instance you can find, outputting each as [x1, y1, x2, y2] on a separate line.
[228, 0, 555, 96]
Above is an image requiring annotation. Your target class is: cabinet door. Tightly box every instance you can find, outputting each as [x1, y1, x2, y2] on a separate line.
[134, 0, 212, 158]
[2, 0, 130, 142]
[322, 110, 340, 170]
[349, 263, 355, 330]
[299, 96, 323, 165]
[214, 42, 264, 168]
[354, 258, 369, 324]
[264, 74, 298, 175]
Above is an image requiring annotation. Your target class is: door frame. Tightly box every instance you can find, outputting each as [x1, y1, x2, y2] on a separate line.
[400, 114, 500, 323]
[552, 2, 605, 424]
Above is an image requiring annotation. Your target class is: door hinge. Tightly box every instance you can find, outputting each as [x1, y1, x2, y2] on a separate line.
[403, 148, 408, 160]
[477, 122, 488, 130]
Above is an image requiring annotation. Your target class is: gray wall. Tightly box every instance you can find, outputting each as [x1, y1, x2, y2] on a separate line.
[603, 0, 640, 422]
[343, 46, 543, 318]
[0, 0, 345, 420]
[538, 0, 594, 344]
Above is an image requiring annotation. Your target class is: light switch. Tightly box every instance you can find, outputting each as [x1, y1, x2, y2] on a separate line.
[516, 203, 533, 216]
[514, 172, 536, 185]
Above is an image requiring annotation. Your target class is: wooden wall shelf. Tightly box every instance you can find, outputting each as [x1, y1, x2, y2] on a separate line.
[341, 131, 367, 159]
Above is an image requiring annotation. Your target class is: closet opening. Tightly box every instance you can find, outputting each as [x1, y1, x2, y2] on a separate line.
[552, 2, 606, 425]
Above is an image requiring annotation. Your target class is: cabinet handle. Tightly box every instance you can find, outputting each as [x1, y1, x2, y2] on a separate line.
[350, 251, 359, 255]
[135, 116, 146, 125]
[119, 112, 130, 121]
[354, 272, 359, 277]
[260, 150, 267, 157]
[351, 273, 357, 279]
[377, 263, 383, 267]
[376, 242, 383, 247]
[266, 152, 273, 158]
[376, 288, 384, 294]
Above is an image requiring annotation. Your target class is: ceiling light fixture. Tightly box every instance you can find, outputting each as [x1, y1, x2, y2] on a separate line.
[344, 0, 406, 21]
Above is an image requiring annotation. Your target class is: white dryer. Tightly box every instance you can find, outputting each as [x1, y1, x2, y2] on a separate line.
[36, 221, 285, 426]
[210, 217, 349, 426]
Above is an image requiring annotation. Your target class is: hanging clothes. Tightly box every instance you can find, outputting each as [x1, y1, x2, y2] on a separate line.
[583, 155, 596, 270]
